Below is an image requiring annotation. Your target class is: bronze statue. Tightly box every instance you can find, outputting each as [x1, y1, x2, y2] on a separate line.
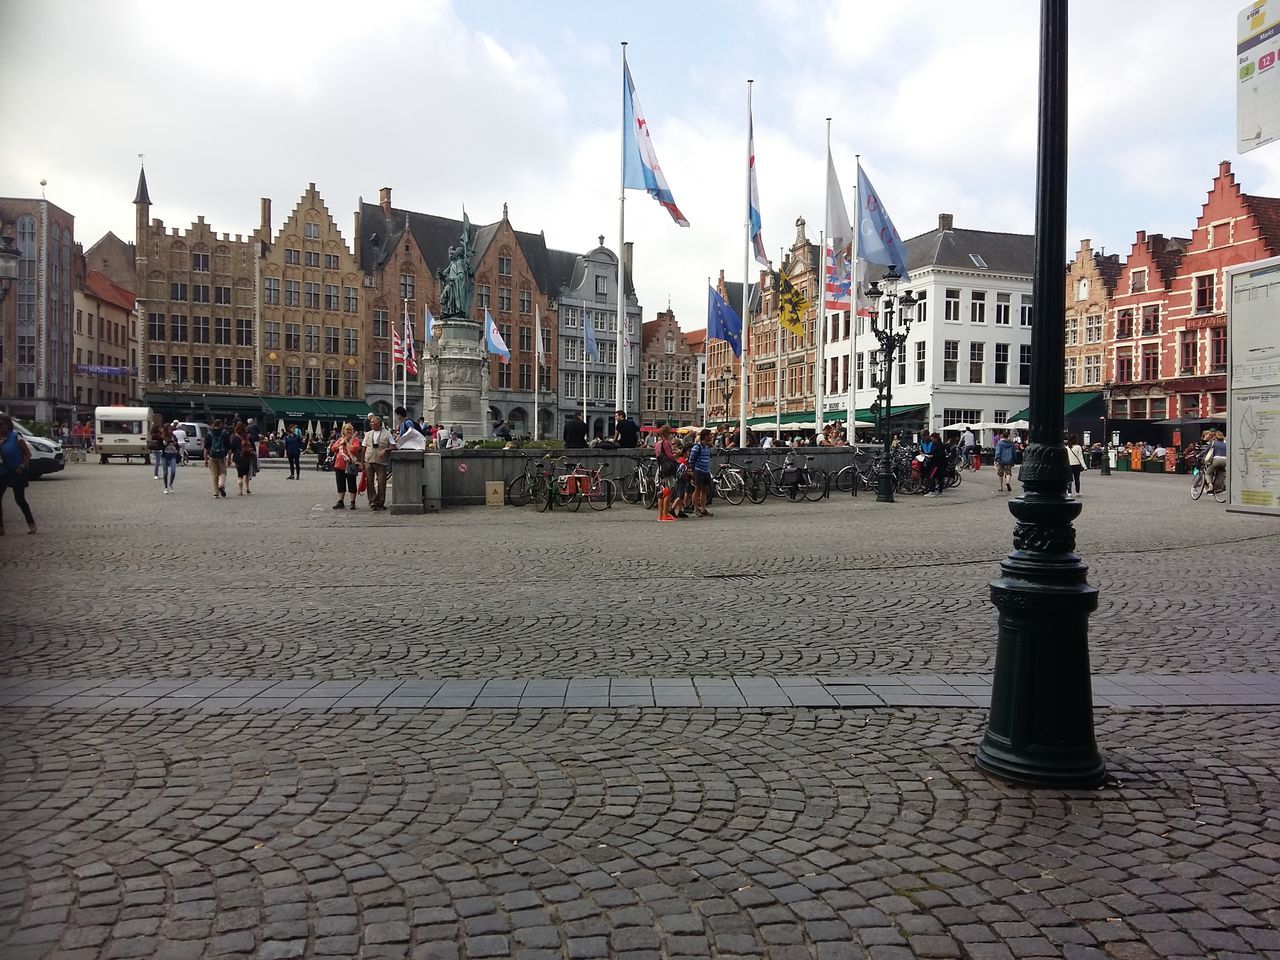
[437, 212, 474, 319]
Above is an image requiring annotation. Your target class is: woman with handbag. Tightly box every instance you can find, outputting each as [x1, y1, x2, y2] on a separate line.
[329, 423, 362, 510]
[0, 415, 36, 535]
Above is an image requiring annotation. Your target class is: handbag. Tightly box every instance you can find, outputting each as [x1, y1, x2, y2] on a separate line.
[357, 467, 368, 493]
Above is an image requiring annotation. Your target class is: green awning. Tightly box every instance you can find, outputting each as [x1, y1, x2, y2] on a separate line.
[144, 392, 265, 418]
[854, 403, 927, 421]
[261, 397, 332, 419]
[317, 399, 376, 420]
[1009, 391, 1101, 423]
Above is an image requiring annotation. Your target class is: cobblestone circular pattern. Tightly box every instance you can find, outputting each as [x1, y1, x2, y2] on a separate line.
[2, 707, 1279, 959]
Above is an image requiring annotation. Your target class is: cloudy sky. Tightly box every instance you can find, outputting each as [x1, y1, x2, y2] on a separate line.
[1, 0, 1272, 331]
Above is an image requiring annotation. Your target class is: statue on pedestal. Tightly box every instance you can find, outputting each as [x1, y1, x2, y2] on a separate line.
[437, 213, 475, 320]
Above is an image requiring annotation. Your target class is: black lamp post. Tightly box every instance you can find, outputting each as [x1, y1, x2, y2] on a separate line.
[0, 235, 19, 304]
[1099, 380, 1113, 475]
[865, 267, 916, 503]
[976, 0, 1106, 788]
[718, 367, 736, 426]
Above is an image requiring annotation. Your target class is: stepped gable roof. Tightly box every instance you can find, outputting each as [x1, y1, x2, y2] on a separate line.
[1244, 193, 1280, 252]
[84, 270, 136, 312]
[1146, 233, 1189, 287]
[901, 225, 1035, 276]
[1094, 250, 1123, 295]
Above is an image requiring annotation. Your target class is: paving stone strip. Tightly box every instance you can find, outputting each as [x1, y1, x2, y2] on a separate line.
[1, 672, 1277, 711]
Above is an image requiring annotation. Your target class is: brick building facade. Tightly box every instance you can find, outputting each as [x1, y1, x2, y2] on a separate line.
[640, 309, 698, 427]
[1064, 239, 1121, 396]
[73, 269, 139, 410]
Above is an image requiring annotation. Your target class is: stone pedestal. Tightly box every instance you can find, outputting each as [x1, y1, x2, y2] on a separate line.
[423, 316, 488, 442]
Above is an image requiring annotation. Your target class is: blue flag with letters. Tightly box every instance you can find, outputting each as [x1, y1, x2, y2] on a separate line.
[856, 162, 909, 277]
[707, 286, 742, 357]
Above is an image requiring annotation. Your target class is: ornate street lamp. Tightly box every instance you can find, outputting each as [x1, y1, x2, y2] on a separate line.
[0, 235, 20, 304]
[1099, 380, 1113, 476]
[865, 267, 916, 503]
[718, 367, 736, 425]
[975, 0, 1106, 788]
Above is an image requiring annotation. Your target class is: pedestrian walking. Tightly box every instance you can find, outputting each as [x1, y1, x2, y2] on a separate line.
[246, 418, 262, 477]
[283, 426, 303, 479]
[1066, 434, 1086, 497]
[0, 414, 37, 535]
[994, 431, 1016, 492]
[204, 419, 230, 498]
[363, 415, 393, 510]
[160, 424, 180, 493]
[654, 424, 679, 521]
[690, 428, 714, 517]
[148, 424, 164, 479]
[330, 423, 362, 509]
[230, 422, 254, 495]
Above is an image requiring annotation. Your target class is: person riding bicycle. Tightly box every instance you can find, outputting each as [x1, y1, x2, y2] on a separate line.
[1203, 431, 1227, 490]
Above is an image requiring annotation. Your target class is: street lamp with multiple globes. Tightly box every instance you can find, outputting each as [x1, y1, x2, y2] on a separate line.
[865, 266, 916, 503]
[0, 235, 20, 304]
[1099, 380, 1113, 476]
[718, 367, 737, 426]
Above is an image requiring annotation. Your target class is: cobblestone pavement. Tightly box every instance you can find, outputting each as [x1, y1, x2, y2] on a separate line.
[2, 463, 1279, 959]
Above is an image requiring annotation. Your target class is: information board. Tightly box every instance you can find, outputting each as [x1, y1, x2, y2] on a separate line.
[1226, 256, 1280, 515]
[1238, 1, 1280, 154]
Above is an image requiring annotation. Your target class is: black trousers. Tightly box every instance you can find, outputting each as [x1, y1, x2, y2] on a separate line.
[287, 452, 301, 476]
[0, 475, 34, 525]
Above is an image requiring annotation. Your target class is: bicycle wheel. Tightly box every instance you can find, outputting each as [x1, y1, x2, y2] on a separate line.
[947, 469, 962, 489]
[746, 473, 768, 504]
[587, 477, 611, 511]
[804, 470, 827, 501]
[559, 479, 583, 512]
[533, 475, 552, 512]
[1212, 478, 1227, 503]
[899, 474, 921, 495]
[720, 473, 746, 506]
[507, 473, 532, 507]
[834, 465, 855, 492]
[620, 472, 641, 504]
[641, 474, 658, 509]
[1190, 471, 1204, 500]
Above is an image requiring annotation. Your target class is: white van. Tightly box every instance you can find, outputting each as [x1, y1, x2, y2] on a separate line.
[173, 421, 210, 460]
[95, 406, 154, 462]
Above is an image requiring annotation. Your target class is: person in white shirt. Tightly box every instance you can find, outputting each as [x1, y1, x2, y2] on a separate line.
[761, 434, 774, 449]
[362, 415, 394, 510]
[960, 428, 976, 459]
[171, 422, 188, 465]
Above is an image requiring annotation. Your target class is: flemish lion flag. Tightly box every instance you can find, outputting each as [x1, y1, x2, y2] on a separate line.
[776, 269, 808, 338]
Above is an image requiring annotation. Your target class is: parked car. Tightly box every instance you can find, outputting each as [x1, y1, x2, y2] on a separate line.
[173, 421, 210, 460]
[10, 419, 65, 478]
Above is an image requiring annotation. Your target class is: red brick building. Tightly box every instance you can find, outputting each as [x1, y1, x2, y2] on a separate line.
[640, 309, 698, 427]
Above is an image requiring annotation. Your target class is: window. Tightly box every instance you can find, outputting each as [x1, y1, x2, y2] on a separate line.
[264, 322, 281, 349]
[1130, 268, 1147, 294]
[943, 341, 959, 382]
[995, 343, 1009, 384]
[285, 248, 301, 265]
[539, 365, 552, 391]
[1084, 354, 1101, 384]
[373, 309, 389, 338]
[994, 292, 1010, 325]
[148, 313, 166, 342]
[942, 408, 984, 428]
[1141, 304, 1160, 336]
[1211, 391, 1227, 413]
[193, 316, 210, 344]
[993, 410, 1008, 424]
[1111, 398, 1128, 417]
[194, 357, 210, 385]
[324, 284, 340, 311]
[519, 289, 532, 314]
[324, 369, 338, 396]
[519, 363, 532, 391]
[170, 282, 188, 302]
[399, 274, 415, 300]
[236, 359, 253, 387]
[1195, 274, 1215, 314]
[264, 365, 281, 394]
[1116, 308, 1134, 339]
[497, 364, 511, 389]
[1180, 331, 1198, 374]
[1020, 295, 1033, 327]
[236, 318, 253, 347]
[856, 352, 865, 390]
[1085, 314, 1102, 344]
[305, 369, 320, 395]
[896, 348, 906, 385]
[1076, 277, 1089, 301]
[192, 252, 209, 272]
[944, 288, 961, 322]
[1115, 349, 1134, 382]
[343, 370, 359, 398]
[1211, 327, 1227, 372]
[665, 337, 676, 355]
[1019, 344, 1032, 385]
[215, 286, 232, 305]
[344, 328, 358, 356]
[595, 275, 607, 297]
[301, 221, 321, 241]
[1066, 315, 1079, 346]
[191, 284, 210, 304]
[1150, 398, 1167, 419]
[518, 327, 532, 352]
[304, 282, 321, 309]
[1066, 356, 1079, 386]
[565, 307, 579, 328]
[498, 256, 512, 276]
[148, 354, 166, 382]
[373, 352, 389, 381]
[499, 288, 511, 312]
[285, 365, 300, 395]
[1131, 398, 1148, 419]
[215, 358, 231, 386]
[305, 325, 320, 352]
[969, 342, 984, 383]
[285, 323, 301, 350]
[680, 363, 692, 382]
[264, 278, 280, 305]
[304, 250, 320, 267]
[476, 285, 490, 310]
[169, 314, 188, 342]
[567, 373, 579, 399]
[1180, 393, 1200, 417]
[970, 291, 986, 323]
[344, 286, 358, 313]
[663, 388, 675, 412]
[284, 280, 300, 306]
[914, 341, 927, 382]
[214, 317, 231, 345]
[325, 253, 340, 270]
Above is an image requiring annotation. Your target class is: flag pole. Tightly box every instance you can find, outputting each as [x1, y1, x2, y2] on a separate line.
[403, 297, 410, 419]
[850, 154, 860, 437]
[582, 304, 588, 425]
[740, 80, 754, 449]
[617, 42, 629, 418]
[705, 276, 711, 427]
[776, 247, 783, 439]
[817, 228, 826, 438]
[533, 305, 540, 441]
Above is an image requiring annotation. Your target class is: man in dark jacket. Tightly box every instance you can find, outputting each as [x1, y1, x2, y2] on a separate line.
[563, 413, 589, 449]
[613, 411, 640, 448]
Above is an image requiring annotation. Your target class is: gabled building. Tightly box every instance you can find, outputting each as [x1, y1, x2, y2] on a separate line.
[683, 327, 707, 424]
[706, 270, 760, 428]
[640, 309, 698, 428]
[1064, 238, 1121, 397]
[74, 268, 139, 410]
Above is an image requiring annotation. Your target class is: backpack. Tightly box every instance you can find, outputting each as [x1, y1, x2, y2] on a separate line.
[208, 430, 227, 458]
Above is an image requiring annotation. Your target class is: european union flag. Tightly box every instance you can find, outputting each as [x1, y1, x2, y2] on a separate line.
[707, 286, 742, 358]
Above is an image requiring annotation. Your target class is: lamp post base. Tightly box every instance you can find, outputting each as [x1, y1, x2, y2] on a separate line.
[875, 454, 895, 503]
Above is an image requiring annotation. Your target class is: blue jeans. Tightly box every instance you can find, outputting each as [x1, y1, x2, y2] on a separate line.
[162, 453, 178, 488]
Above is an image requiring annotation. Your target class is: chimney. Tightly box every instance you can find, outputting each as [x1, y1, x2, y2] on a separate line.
[379, 186, 393, 216]
[938, 213, 954, 231]
[1136, 229, 1146, 244]
[260, 198, 271, 238]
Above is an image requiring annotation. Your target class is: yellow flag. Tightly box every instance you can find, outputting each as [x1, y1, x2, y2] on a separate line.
[777, 269, 808, 337]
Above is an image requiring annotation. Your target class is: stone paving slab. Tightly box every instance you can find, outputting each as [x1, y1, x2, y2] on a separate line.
[1, 672, 1278, 711]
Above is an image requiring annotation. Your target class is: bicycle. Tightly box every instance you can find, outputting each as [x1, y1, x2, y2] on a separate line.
[507, 453, 551, 507]
[779, 453, 828, 502]
[620, 457, 660, 509]
[580, 462, 617, 511]
[1190, 462, 1227, 503]
[736, 458, 771, 504]
[711, 461, 747, 506]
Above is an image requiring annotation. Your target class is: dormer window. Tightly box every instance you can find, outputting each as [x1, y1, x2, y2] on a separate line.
[1076, 278, 1089, 301]
[1130, 268, 1147, 294]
